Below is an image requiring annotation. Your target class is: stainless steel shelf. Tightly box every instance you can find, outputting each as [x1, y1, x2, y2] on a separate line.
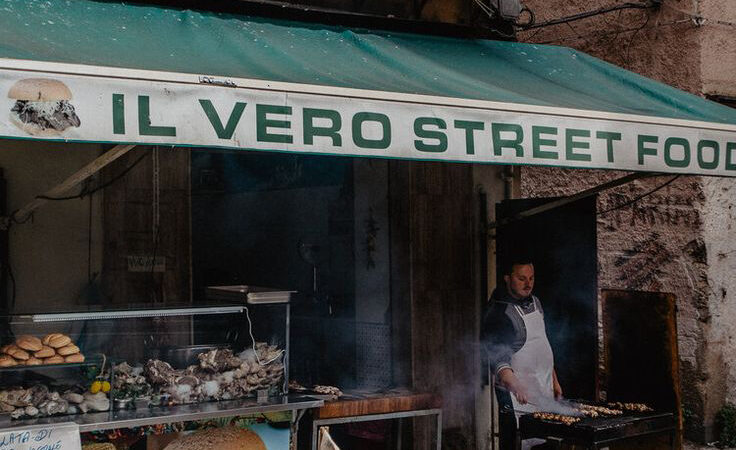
[21, 306, 246, 323]
[0, 395, 323, 433]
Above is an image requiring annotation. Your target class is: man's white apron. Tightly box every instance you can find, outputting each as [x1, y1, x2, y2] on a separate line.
[510, 302, 555, 450]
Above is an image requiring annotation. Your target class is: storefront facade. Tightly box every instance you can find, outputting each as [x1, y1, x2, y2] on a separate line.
[0, 0, 735, 449]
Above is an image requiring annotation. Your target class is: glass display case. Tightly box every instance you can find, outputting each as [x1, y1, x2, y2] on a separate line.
[0, 286, 323, 432]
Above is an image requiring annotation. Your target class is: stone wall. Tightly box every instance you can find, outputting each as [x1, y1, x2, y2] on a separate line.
[516, 0, 736, 441]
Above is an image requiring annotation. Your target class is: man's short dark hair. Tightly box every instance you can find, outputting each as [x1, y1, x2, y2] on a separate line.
[502, 259, 534, 276]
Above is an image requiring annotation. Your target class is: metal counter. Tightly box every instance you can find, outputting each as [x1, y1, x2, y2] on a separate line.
[0, 394, 323, 433]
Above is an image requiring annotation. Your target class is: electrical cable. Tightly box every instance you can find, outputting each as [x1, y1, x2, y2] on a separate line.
[149, 226, 160, 303]
[536, 17, 692, 45]
[597, 175, 681, 216]
[150, 147, 161, 304]
[244, 305, 285, 366]
[623, 8, 651, 67]
[659, 2, 736, 28]
[517, 1, 656, 30]
[473, 0, 495, 18]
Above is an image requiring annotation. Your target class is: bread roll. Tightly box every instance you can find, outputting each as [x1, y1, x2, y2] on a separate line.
[0, 355, 17, 367]
[43, 334, 72, 349]
[16, 335, 43, 352]
[5, 345, 30, 361]
[64, 353, 85, 363]
[34, 346, 55, 358]
[0, 344, 12, 353]
[57, 344, 80, 356]
[44, 355, 65, 364]
[8, 78, 73, 102]
[164, 427, 266, 450]
[25, 357, 43, 366]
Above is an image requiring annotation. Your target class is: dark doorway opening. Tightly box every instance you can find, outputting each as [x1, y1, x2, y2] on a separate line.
[495, 196, 598, 400]
[601, 289, 682, 427]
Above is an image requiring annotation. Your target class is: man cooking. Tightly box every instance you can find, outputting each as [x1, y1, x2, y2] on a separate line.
[481, 259, 563, 450]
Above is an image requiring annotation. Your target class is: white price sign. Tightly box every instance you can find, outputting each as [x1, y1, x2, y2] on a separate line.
[0, 423, 81, 450]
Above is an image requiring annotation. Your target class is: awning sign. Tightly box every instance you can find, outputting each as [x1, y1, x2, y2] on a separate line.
[1, 65, 735, 176]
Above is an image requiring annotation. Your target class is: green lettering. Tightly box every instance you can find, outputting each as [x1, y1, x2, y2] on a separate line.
[414, 117, 447, 153]
[697, 140, 719, 170]
[664, 137, 690, 168]
[199, 100, 246, 140]
[138, 96, 176, 137]
[257, 104, 293, 144]
[113, 94, 125, 135]
[303, 108, 342, 146]
[454, 120, 484, 155]
[727, 143, 736, 171]
[491, 123, 524, 157]
[532, 126, 558, 160]
[565, 129, 591, 162]
[595, 131, 621, 163]
[352, 112, 391, 149]
[638, 135, 658, 165]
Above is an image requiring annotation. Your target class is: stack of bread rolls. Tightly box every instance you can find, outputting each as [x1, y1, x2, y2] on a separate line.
[0, 334, 84, 367]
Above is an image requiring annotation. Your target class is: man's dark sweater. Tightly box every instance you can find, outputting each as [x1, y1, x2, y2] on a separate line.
[480, 286, 544, 377]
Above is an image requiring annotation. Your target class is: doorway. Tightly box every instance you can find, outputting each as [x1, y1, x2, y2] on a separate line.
[495, 196, 598, 400]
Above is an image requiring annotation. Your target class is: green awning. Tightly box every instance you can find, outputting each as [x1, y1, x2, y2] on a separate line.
[1, 0, 735, 175]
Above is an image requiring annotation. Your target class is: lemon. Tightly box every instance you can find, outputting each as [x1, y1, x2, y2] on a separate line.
[102, 381, 111, 393]
[90, 381, 102, 394]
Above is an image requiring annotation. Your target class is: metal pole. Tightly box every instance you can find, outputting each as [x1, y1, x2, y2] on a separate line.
[436, 410, 442, 450]
[397, 417, 403, 450]
[311, 422, 319, 450]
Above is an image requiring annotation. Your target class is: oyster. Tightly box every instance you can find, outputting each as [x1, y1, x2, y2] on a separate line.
[63, 392, 85, 404]
[5, 389, 32, 407]
[30, 385, 50, 404]
[145, 359, 177, 385]
[197, 349, 242, 372]
[38, 399, 69, 416]
[0, 402, 15, 413]
[176, 375, 200, 387]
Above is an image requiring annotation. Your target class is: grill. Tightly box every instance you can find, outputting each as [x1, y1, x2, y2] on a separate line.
[519, 410, 677, 449]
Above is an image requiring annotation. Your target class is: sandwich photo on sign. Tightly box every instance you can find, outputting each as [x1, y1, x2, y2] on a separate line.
[8, 78, 81, 136]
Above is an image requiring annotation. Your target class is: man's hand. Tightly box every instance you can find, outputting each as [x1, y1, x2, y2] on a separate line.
[553, 370, 563, 400]
[498, 368, 530, 404]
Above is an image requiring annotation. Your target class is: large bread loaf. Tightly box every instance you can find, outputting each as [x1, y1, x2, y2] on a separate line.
[164, 427, 266, 450]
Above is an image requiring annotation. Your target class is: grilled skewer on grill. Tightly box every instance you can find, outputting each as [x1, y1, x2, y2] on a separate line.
[531, 412, 581, 425]
[607, 402, 653, 412]
[575, 403, 624, 416]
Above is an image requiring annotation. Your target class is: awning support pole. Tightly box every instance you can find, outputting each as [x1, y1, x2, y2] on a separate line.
[488, 172, 658, 230]
[1, 144, 137, 229]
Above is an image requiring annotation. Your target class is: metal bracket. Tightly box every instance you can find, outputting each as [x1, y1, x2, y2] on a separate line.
[489, 172, 658, 230]
[0, 144, 136, 230]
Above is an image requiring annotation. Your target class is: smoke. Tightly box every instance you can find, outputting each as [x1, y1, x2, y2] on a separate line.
[525, 396, 583, 416]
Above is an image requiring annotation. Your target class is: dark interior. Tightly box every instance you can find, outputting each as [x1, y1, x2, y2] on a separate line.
[601, 289, 682, 421]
